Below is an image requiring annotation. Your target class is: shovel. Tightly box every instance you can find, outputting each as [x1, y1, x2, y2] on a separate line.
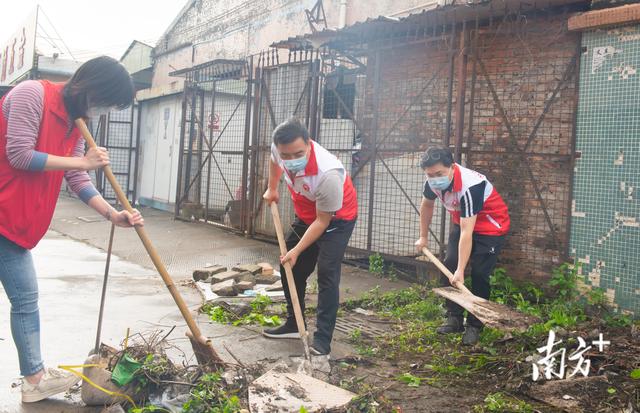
[76, 119, 223, 369]
[269, 202, 312, 371]
[246, 202, 355, 413]
[422, 247, 540, 333]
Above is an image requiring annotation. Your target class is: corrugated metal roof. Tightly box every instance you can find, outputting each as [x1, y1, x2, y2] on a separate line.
[271, 0, 588, 50]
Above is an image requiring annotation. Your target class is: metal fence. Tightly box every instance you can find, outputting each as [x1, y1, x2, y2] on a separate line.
[90, 106, 140, 204]
[172, 59, 253, 231]
[171, 6, 581, 280]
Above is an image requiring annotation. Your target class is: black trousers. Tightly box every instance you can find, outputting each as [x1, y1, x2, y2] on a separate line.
[281, 217, 356, 353]
[441, 224, 506, 327]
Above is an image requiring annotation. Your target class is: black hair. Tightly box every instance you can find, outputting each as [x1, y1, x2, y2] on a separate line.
[420, 147, 454, 168]
[63, 56, 134, 120]
[272, 117, 310, 145]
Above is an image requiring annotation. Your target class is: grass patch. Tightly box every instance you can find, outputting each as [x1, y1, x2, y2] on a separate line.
[202, 294, 281, 327]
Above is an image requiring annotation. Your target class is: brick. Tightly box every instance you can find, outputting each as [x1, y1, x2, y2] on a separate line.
[265, 280, 283, 292]
[211, 279, 237, 296]
[257, 262, 274, 276]
[210, 270, 241, 284]
[192, 265, 227, 281]
[568, 4, 640, 31]
[255, 273, 280, 285]
[234, 271, 255, 282]
[192, 269, 212, 282]
[232, 264, 262, 274]
[234, 280, 256, 292]
[206, 265, 227, 275]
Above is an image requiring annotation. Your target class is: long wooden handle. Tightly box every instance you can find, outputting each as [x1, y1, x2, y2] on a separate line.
[422, 247, 474, 295]
[75, 119, 204, 341]
[270, 202, 310, 357]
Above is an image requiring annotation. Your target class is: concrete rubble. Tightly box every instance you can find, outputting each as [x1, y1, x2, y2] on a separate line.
[205, 262, 280, 297]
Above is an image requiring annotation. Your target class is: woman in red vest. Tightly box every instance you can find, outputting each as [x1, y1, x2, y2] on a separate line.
[0, 56, 143, 403]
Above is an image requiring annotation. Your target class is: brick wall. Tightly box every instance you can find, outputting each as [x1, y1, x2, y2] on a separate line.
[356, 14, 581, 281]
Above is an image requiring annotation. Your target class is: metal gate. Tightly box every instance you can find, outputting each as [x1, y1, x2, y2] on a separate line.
[172, 59, 253, 232]
[249, 50, 321, 237]
[464, 12, 580, 278]
[92, 105, 140, 204]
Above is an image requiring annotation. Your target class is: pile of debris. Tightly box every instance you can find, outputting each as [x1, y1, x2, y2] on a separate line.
[193, 262, 282, 297]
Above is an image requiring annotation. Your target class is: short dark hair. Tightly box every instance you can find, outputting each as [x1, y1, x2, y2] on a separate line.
[420, 147, 454, 168]
[272, 118, 310, 145]
[63, 56, 134, 120]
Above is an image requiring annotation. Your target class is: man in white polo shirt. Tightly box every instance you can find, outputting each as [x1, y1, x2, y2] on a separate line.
[415, 147, 510, 345]
[262, 118, 357, 356]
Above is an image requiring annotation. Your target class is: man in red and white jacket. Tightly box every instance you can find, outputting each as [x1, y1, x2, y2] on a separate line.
[262, 118, 357, 356]
[415, 147, 510, 345]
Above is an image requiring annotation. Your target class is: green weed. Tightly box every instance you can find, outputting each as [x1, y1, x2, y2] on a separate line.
[473, 392, 534, 413]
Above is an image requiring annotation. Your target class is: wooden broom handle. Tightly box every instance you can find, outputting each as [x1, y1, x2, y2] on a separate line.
[422, 247, 474, 295]
[270, 202, 308, 340]
[75, 119, 205, 341]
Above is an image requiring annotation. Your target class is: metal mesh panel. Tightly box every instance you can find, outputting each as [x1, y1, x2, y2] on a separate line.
[175, 60, 252, 231]
[251, 57, 316, 237]
[571, 27, 640, 315]
[467, 14, 579, 279]
[351, 36, 456, 259]
[92, 106, 138, 204]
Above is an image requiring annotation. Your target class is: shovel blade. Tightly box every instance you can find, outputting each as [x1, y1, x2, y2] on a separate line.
[433, 287, 540, 333]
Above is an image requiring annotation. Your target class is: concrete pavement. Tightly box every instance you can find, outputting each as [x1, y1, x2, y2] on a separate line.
[0, 196, 409, 412]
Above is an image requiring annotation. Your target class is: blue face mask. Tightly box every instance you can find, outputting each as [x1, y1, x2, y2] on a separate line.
[283, 156, 308, 173]
[428, 175, 452, 191]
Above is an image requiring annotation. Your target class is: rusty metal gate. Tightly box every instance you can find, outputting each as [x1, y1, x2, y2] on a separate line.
[249, 50, 321, 238]
[464, 12, 580, 278]
[91, 106, 140, 204]
[168, 4, 581, 280]
[172, 59, 253, 232]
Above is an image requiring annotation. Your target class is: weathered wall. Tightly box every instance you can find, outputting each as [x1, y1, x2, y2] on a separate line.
[571, 24, 640, 316]
[150, 0, 432, 88]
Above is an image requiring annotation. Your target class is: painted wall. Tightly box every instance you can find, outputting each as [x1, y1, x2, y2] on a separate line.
[137, 94, 183, 211]
[571, 25, 640, 316]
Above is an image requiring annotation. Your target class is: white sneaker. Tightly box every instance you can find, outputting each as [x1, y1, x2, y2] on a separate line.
[21, 367, 80, 403]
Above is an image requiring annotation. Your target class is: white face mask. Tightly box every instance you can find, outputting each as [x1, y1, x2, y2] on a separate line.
[87, 106, 113, 118]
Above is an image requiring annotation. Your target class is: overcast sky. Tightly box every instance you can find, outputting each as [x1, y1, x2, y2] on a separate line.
[0, 0, 189, 61]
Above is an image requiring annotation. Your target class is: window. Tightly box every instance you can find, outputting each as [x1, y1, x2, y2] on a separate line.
[322, 70, 356, 119]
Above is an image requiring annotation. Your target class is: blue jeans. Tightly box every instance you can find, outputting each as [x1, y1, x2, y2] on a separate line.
[0, 235, 44, 376]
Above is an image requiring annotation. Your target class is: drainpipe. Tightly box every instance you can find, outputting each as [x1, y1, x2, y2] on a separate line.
[339, 0, 348, 28]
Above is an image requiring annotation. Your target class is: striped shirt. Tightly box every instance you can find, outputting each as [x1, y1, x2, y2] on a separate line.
[2, 80, 98, 203]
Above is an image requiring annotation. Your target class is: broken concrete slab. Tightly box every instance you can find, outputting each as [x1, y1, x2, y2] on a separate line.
[211, 279, 237, 296]
[255, 273, 280, 285]
[257, 262, 274, 276]
[193, 265, 227, 281]
[235, 271, 255, 283]
[233, 264, 262, 275]
[235, 280, 256, 292]
[248, 368, 355, 413]
[265, 280, 283, 292]
[211, 270, 241, 284]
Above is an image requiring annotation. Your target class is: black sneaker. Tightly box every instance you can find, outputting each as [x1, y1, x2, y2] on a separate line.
[462, 325, 482, 346]
[436, 315, 464, 334]
[310, 345, 329, 356]
[262, 322, 299, 339]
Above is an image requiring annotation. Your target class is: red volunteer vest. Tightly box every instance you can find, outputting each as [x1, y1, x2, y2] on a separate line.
[0, 81, 81, 249]
[283, 141, 358, 225]
[433, 164, 510, 236]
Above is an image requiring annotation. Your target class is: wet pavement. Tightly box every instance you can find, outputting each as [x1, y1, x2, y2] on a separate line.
[0, 231, 198, 413]
[0, 196, 410, 412]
